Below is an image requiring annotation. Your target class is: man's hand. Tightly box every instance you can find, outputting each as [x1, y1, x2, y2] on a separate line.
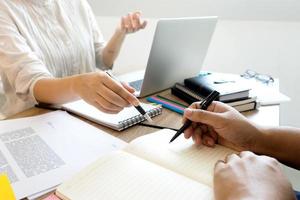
[214, 151, 296, 200]
[183, 101, 262, 151]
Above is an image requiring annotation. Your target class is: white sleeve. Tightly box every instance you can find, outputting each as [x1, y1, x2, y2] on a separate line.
[82, 0, 110, 70]
[0, 9, 53, 104]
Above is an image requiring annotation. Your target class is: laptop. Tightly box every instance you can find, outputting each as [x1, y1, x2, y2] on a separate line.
[120, 16, 218, 97]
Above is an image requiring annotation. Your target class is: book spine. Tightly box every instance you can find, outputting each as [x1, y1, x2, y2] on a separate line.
[233, 102, 257, 112]
[120, 107, 162, 130]
[171, 87, 197, 105]
[175, 83, 204, 100]
[184, 78, 215, 99]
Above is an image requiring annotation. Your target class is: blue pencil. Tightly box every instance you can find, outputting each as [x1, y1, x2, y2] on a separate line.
[147, 97, 184, 115]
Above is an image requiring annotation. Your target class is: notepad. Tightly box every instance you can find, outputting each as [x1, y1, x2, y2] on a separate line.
[62, 100, 162, 131]
[56, 129, 237, 200]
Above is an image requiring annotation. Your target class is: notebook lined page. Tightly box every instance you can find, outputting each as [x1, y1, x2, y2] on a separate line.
[124, 129, 237, 187]
[56, 152, 212, 200]
[62, 100, 159, 129]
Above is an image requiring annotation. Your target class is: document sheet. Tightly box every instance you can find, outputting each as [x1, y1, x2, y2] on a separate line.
[0, 111, 126, 199]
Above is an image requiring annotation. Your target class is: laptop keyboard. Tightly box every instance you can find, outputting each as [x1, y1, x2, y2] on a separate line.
[129, 79, 143, 91]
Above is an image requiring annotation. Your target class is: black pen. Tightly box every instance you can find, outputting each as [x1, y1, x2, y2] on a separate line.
[169, 90, 219, 143]
[105, 70, 153, 123]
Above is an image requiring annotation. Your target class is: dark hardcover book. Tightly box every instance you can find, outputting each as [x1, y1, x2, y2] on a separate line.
[184, 73, 251, 102]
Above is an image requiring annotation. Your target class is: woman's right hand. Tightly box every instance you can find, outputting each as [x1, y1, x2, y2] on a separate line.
[183, 101, 263, 151]
[72, 72, 139, 114]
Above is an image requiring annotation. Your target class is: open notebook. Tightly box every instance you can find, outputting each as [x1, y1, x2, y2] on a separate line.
[57, 100, 162, 131]
[56, 129, 237, 200]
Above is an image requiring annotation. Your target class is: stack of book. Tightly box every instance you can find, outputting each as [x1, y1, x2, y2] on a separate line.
[171, 72, 259, 112]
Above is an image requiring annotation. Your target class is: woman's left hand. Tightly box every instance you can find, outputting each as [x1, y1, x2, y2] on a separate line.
[118, 12, 147, 34]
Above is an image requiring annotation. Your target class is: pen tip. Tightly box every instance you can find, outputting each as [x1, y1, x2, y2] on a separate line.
[144, 114, 153, 124]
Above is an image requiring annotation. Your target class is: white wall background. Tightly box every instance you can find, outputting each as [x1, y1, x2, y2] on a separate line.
[91, 0, 300, 188]
[88, 0, 300, 21]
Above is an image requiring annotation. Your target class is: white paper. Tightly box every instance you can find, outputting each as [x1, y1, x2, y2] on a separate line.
[125, 129, 236, 187]
[57, 152, 213, 200]
[0, 111, 126, 199]
[247, 78, 290, 105]
[250, 86, 290, 105]
[203, 72, 290, 105]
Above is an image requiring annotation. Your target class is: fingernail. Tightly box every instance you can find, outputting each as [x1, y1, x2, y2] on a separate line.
[196, 137, 201, 145]
[132, 99, 140, 107]
[126, 103, 131, 107]
[184, 133, 188, 139]
[208, 138, 214, 146]
[185, 109, 192, 117]
[206, 141, 213, 147]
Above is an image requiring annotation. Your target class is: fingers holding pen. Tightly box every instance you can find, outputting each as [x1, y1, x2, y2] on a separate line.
[121, 82, 135, 94]
[183, 103, 218, 147]
[73, 72, 141, 114]
[172, 92, 219, 144]
[96, 84, 129, 108]
[102, 73, 139, 106]
[184, 122, 216, 147]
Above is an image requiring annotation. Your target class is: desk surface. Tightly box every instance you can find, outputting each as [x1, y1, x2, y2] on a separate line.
[10, 89, 279, 200]
[10, 90, 279, 143]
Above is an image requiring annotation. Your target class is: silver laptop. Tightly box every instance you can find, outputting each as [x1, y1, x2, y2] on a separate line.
[124, 16, 218, 97]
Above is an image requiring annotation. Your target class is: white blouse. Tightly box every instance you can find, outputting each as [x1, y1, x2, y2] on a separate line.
[0, 0, 108, 118]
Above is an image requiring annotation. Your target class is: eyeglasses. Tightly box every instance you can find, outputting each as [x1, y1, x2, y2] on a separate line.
[241, 69, 274, 84]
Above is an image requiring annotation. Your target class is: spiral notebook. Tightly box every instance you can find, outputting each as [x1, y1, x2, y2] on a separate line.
[61, 100, 162, 131]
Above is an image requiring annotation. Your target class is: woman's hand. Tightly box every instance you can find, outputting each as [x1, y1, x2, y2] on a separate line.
[72, 72, 139, 114]
[117, 12, 147, 34]
[214, 151, 296, 200]
[102, 12, 147, 67]
[183, 101, 263, 151]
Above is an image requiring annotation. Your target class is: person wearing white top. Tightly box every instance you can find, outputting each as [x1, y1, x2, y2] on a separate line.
[0, 0, 147, 118]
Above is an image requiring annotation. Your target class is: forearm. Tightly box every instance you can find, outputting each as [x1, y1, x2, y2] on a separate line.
[254, 126, 300, 169]
[33, 75, 80, 104]
[102, 29, 126, 67]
